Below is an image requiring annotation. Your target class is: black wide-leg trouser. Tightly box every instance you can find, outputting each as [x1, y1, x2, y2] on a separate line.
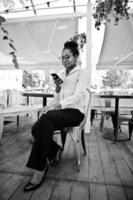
[26, 108, 84, 171]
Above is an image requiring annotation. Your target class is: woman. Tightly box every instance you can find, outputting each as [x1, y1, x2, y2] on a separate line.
[24, 40, 89, 192]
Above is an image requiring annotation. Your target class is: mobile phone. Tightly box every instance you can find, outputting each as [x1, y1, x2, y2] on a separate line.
[51, 73, 63, 84]
[51, 73, 59, 80]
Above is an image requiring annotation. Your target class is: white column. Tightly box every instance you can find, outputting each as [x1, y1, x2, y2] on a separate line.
[0, 115, 4, 140]
[84, 0, 92, 134]
[86, 0, 92, 83]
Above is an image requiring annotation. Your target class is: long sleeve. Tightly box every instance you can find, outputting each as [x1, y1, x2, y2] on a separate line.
[59, 67, 90, 113]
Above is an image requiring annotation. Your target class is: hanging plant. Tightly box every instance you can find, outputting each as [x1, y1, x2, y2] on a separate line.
[93, 0, 130, 30]
[70, 32, 87, 51]
[0, 15, 19, 68]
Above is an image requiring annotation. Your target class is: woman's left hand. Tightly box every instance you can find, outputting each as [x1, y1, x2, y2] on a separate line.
[51, 102, 62, 110]
[39, 103, 62, 117]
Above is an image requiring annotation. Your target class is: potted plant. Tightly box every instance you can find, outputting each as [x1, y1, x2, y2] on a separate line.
[0, 15, 19, 68]
[93, 0, 130, 30]
[70, 32, 87, 51]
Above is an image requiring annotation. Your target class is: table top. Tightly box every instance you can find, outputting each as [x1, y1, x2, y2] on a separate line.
[100, 94, 133, 99]
[22, 92, 53, 98]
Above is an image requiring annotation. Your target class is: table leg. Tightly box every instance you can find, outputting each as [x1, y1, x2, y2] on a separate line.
[43, 97, 46, 107]
[113, 98, 129, 142]
[114, 98, 119, 141]
[27, 96, 29, 105]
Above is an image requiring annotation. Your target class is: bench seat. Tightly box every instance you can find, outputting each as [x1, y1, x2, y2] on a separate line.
[0, 105, 42, 140]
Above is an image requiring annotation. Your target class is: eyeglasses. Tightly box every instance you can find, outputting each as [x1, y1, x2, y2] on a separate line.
[61, 55, 73, 61]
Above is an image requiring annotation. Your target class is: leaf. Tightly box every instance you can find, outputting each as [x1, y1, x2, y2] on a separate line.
[3, 35, 8, 40]
[0, 16, 6, 23]
[9, 43, 17, 51]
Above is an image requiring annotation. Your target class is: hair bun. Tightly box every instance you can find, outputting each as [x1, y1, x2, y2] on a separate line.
[64, 40, 78, 49]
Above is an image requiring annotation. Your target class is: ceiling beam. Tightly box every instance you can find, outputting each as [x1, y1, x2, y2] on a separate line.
[30, 0, 36, 15]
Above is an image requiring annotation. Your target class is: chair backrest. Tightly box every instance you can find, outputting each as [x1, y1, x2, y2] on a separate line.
[8, 89, 22, 107]
[0, 90, 8, 109]
[91, 93, 99, 108]
[91, 93, 115, 113]
[100, 98, 112, 108]
[82, 88, 92, 126]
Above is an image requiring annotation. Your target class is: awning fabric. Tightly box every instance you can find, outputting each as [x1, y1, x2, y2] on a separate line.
[96, 13, 133, 70]
[0, 13, 83, 70]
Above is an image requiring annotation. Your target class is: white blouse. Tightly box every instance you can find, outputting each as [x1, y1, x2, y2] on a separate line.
[52, 65, 90, 114]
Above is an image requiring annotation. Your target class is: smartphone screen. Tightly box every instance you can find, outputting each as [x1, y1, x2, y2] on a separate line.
[51, 73, 63, 83]
[51, 73, 59, 80]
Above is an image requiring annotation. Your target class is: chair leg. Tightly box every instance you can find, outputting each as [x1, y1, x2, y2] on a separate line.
[128, 122, 133, 140]
[70, 129, 81, 172]
[90, 109, 96, 126]
[100, 112, 105, 132]
[111, 113, 122, 135]
[75, 134, 81, 172]
[17, 115, 19, 126]
[81, 129, 86, 155]
[60, 128, 67, 150]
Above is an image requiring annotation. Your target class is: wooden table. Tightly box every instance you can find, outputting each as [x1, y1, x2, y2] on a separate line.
[100, 94, 133, 142]
[22, 92, 53, 107]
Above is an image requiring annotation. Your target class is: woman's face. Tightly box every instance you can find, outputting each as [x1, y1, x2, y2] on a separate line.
[61, 49, 77, 69]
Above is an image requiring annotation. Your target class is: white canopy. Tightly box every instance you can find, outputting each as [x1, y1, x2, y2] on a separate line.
[96, 13, 133, 70]
[0, 13, 84, 70]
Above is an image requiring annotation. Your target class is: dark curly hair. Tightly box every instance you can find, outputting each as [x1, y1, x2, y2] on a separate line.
[63, 40, 79, 57]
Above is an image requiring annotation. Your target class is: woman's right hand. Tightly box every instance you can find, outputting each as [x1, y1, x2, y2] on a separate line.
[54, 77, 63, 86]
[54, 77, 63, 93]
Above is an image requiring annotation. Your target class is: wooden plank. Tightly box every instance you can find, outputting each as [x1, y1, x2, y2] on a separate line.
[90, 183, 108, 200]
[124, 186, 133, 200]
[96, 132, 122, 185]
[70, 182, 89, 200]
[94, 117, 133, 186]
[0, 117, 132, 200]
[87, 129, 105, 184]
[76, 135, 89, 182]
[107, 141, 133, 187]
[0, 174, 23, 200]
[48, 134, 77, 181]
[11, 178, 55, 200]
[0, 173, 12, 185]
[0, 121, 32, 176]
[92, 118, 133, 200]
[126, 140, 133, 154]
[107, 185, 127, 200]
[117, 142, 133, 175]
[50, 180, 72, 200]
[9, 177, 34, 200]
[30, 179, 55, 200]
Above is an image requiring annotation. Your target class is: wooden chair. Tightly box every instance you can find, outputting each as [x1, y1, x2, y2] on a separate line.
[111, 110, 133, 140]
[54, 88, 92, 172]
[91, 94, 115, 131]
[110, 98, 133, 140]
[99, 97, 115, 132]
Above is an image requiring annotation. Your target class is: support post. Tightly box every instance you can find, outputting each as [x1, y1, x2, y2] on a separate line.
[84, 0, 92, 134]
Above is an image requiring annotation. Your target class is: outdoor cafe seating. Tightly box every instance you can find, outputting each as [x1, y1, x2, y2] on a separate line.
[111, 99, 133, 141]
[91, 91, 133, 141]
[91, 92, 115, 130]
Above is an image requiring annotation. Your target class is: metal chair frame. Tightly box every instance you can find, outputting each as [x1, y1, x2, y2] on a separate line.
[57, 88, 92, 172]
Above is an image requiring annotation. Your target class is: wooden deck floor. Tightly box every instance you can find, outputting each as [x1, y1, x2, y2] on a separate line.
[0, 116, 133, 200]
